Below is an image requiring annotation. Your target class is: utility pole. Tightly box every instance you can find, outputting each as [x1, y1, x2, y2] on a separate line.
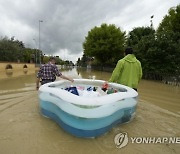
[33, 38, 38, 64]
[39, 20, 43, 65]
[150, 15, 154, 28]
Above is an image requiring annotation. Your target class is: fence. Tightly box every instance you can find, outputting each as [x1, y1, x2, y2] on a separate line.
[143, 72, 180, 86]
[89, 65, 180, 86]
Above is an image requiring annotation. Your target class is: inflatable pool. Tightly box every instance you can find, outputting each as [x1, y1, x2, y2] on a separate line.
[38, 79, 138, 138]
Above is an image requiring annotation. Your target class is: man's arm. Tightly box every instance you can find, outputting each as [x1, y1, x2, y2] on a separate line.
[36, 78, 40, 90]
[36, 66, 43, 90]
[53, 65, 74, 82]
[60, 74, 74, 82]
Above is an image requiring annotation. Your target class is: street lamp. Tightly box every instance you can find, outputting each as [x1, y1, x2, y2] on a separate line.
[150, 15, 154, 28]
[39, 20, 43, 65]
[33, 38, 38, 64]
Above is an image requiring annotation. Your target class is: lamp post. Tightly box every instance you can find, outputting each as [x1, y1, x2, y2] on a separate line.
[39, 20, 43, 65]
[150, 15, 154, 28]
[33, 38, 38, 64]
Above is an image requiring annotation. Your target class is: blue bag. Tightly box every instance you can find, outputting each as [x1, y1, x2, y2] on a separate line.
[65, 87, 79, 96]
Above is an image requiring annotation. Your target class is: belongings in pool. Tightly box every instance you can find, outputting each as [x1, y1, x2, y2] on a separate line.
[64, 84, 119, 97]
[101, 82, 109, 92]
[65, 87, 79, 96]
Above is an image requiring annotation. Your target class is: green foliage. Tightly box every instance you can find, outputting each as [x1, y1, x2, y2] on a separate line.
[0, 37, 37, 63]
[76, 54, 89, 67]
[127, 27, 156, 73]
[127, 27, 155, 47]
[157, 5, 180, 34]
[76, 58, 81, 66]
[54, 56, 63, 65]
[83, 23, 126, 66]
[0, 37, 73, 66]
[42, 55, 72, 65]
[155, 5, 180, 74]
[0, 37, 22, 62]
[42, 56, 49, 64]
[126, 5, 180, 74]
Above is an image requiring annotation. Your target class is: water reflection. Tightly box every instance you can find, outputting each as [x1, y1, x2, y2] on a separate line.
[5, 69, 13, 77]
[76, 67, 111, 80]
[0, 71, 37, 91]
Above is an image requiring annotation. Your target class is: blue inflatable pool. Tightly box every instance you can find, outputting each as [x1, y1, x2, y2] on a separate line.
[38, 79, 138, 138]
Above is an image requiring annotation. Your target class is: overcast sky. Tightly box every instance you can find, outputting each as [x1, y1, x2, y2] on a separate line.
[0, 0, 179, 63]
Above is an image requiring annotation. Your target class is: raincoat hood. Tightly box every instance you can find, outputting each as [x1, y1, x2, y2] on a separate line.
[123, 54, 137, 63]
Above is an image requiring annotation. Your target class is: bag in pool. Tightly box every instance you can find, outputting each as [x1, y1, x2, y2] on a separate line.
[65, 87, 79, 96]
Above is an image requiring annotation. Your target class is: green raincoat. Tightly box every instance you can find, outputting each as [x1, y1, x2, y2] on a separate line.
[109, 54, 142, 89]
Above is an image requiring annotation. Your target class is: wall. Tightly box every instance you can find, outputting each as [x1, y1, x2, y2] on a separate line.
[0, 62, 36, 71]
[0, 62, 37, 80]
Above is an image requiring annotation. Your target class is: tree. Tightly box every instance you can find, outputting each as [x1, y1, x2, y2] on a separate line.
[0, 37, 21, 62]
[83, 23, 126, 66]
[127, 27, 156, 73]
[76, 58, 81, 66]
[156, 5, 180, 74]
[0, 36, 41, 63]
[55, 56, 64, 65]
[157, 5, 180, 34]
[23, 48, 35, 63]
[126, 5, 180, 74]
[78, 54, 89, 67]
[127, 27, 155, 47]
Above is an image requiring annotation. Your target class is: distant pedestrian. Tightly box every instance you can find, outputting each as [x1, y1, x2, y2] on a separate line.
[36, 57, 74, 90]
[109, 47, 142, 91]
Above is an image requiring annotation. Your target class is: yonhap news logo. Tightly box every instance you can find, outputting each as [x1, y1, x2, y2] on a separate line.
[114, 132, 180, 149]
[114, 132, 129, 148]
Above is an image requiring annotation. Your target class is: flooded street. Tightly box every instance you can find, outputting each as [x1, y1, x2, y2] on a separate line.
[0, 68, 180, 154]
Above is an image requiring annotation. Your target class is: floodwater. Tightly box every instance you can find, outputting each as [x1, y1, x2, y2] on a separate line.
[0, 67, 179, 154]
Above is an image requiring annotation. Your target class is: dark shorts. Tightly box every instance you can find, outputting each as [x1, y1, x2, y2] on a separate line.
[41, 79, 54, 85]
[133, 88, 137, 91]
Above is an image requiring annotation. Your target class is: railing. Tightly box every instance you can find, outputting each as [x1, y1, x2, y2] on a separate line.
[83, 65, 180, 87]
[143, 72, 180, 86]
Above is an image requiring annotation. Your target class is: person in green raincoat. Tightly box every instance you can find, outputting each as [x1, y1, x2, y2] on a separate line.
[109, 47, 142, 91]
